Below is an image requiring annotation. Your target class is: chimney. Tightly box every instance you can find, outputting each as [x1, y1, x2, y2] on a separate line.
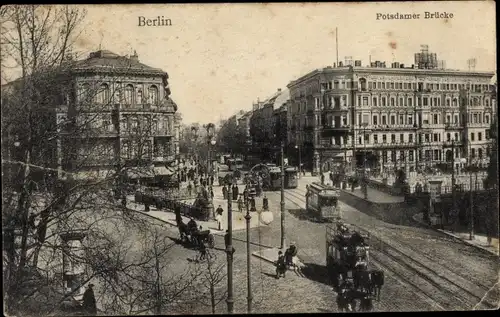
[130, 50, 139, 62]
[278, 88, 282, 92]
[339, 61, 343, 67]
[333, 63, 336, 67]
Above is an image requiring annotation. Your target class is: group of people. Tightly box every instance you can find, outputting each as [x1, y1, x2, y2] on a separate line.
[221, 184, 240, 200]
[275, 242, 298, 279]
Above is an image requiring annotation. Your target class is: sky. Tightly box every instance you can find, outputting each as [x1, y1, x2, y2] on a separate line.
[3, 2, 497, 124]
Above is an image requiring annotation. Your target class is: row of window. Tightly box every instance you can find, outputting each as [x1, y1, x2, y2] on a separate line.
[79, 83, 160, 105]
[121, 141, 174, 158]
[362, 80, 491, 93]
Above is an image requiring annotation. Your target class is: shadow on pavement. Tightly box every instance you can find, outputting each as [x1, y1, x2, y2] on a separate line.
[288, 208, 326, 224]
[261, 272, 278, 279]
[298, 262, 332, 287]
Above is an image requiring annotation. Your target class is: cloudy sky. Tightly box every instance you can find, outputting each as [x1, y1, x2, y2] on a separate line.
[5, 2, 497, 124]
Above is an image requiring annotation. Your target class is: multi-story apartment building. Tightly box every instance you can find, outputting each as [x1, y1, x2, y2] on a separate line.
[287, 58, 495, 176]
[249, 88, 290, 161]
[55, 50, 179, 180]
[237, 111, 253, 144]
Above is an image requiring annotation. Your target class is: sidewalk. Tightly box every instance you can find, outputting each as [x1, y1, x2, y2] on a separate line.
[412, 213, 499, 256]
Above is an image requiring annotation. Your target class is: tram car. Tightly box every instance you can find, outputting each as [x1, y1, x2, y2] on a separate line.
[263, 166, 282, 190]
[305, 182, 341, 221]
[326, 222, 384, 311]
[284, 166, 298, 189]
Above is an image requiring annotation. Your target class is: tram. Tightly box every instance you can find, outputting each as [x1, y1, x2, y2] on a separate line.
[284, 166, 298, 189]
[305, 182, 341, 221]
[263, 166, 282, 190]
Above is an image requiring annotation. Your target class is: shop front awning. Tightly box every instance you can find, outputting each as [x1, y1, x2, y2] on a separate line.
[154, 166, 175, 176]
[126, 168, 155, 179]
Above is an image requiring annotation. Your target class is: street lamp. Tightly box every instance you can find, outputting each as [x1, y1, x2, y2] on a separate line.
[244, 196, 252, 313]
[205, 123, 216, 219]
[191, 126, 199, 181]
[280, 141, 286, 250]
[226, 179, 234, 314]
[295, 144, 301, 178]
[362, 122, 369, 200]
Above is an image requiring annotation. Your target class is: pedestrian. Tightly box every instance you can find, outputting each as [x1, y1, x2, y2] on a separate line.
[210, 187, 214, 200]
[238, 196, 244, 212]
[197, 240, 208, 262]
[216, 205, 224, 230]
[222, 185, 228, 200]
[321, 173, 325, 185]
[263, 195, 269, 211]
[276, 251, 286, 279]
[210, 175, 214, 186]
[187, 182, 193, 196]
[243, 187, 248, 204]
[233, 184, 239, 200]
[82, 284, 97, 316]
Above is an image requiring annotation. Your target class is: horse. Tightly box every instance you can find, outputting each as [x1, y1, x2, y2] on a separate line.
[369, 270, 384, 301]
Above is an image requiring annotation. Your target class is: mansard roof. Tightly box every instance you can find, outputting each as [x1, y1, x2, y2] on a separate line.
[72, 50, 167, 76]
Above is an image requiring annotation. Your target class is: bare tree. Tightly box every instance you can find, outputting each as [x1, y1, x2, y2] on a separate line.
[192, 251, 227, 314]
[1, 5, 181, 316]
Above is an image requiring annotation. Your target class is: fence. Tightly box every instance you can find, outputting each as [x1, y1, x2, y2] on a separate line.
[134, 186, 209, 220]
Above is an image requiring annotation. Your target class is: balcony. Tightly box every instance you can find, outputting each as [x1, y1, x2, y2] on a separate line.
[444, 123, 461, 130]
[370, 124, 417, 131]
[370, 142, 418, 149]
[322, 124, 350, 132]
[323, 105, 349, 112]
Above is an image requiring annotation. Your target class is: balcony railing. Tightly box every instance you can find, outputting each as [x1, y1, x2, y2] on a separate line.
[370, 142, 418, 149]
[323, 124, 350, 131]
[444, 123, 461, 130]
[370, 124, 418, 131]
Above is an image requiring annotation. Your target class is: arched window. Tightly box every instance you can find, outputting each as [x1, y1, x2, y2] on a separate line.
[359, 78, 367, 91]
[124, 84, 134, 105]
[137, 89, 143, 104]
[96, 83, 110, 104]
[79, 83, 90, 103]
[452, 98, 457, 107]
[148, 85, 159, 105]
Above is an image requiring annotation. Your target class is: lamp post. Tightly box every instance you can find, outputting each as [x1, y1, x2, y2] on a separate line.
[244, 197, 252, 313]
[295, 144, 302, 178]
[362, 122, 368, 200]
[190, 126, 199, 180]
[226, 180, 234, 314]
[205, 123, 216, 218]
[280, 141, 286, 250]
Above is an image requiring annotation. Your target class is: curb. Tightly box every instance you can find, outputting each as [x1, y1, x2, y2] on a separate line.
[411, 213, 499, 256]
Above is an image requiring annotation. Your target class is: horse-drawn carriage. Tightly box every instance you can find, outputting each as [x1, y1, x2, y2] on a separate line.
[177, 218, 215, 249]
[326, 221, 384, 312]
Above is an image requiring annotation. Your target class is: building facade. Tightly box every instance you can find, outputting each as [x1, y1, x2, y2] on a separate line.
[249, 88, 290, 161]
[56, 50, 179, 180]
[287, 62, 495, 176]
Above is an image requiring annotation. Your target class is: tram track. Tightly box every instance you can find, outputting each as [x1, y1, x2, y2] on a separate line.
[369, 235, 485, 310]
[284, 186, 494, 310]
[380, 230, 492, 294]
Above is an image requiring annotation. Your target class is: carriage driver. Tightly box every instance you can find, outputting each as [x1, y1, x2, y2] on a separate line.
[187, 217, 198, 234]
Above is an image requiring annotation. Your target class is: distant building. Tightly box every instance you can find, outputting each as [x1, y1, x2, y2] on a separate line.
[287, 57, 495, 175]
[249, 88, 290, 161]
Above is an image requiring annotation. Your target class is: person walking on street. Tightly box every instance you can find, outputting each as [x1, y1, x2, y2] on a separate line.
[82, 284, 97, 316]
[216, 205, 224, 230]
[187, 182, 193, 196]
[233, 184, 239, 201]
[222, 185, 228, 200]
[321, 173, 325, 185]
[210, 187, 214, 200]
[210, 175, 214, 187]
[238, 196, 244, 212]
[263, 195, 269, 211]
